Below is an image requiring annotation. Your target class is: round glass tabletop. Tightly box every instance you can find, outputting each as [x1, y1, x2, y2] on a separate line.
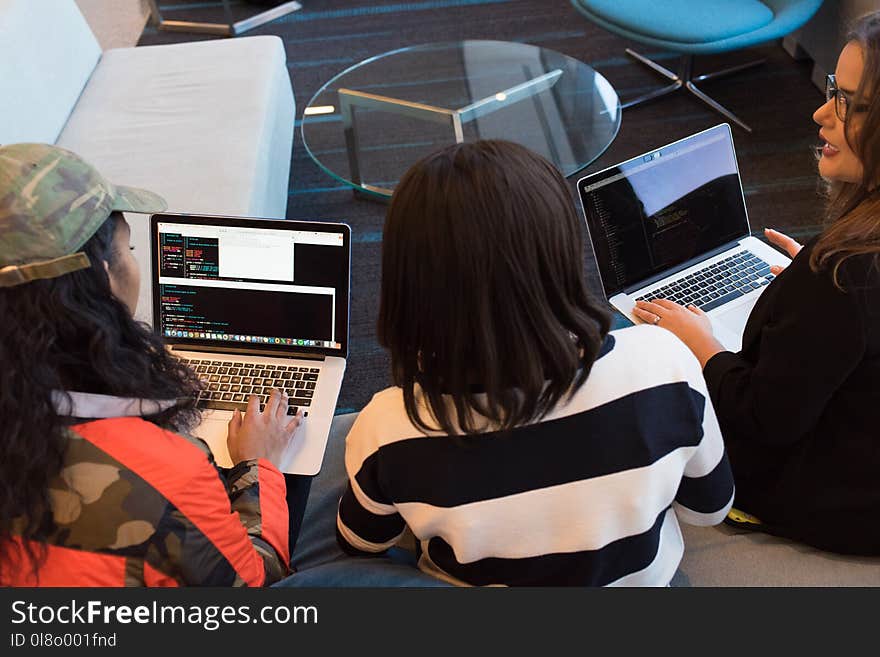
[301, 40, 621, 198]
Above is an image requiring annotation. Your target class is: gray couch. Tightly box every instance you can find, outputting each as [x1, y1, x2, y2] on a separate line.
[0, 0, 295, 324]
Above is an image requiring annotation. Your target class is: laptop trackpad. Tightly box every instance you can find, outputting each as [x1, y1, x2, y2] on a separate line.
[713, 302, 751, 344]
[193, 412, 234, 468]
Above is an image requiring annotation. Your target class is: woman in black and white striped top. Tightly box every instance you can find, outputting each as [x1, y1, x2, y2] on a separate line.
[337, 140, 734, 586]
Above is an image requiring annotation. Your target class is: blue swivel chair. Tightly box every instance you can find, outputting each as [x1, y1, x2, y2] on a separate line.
[570, 0, 823, 132]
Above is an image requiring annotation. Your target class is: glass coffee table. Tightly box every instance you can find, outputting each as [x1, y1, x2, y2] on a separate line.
[301, 40, 620, 199]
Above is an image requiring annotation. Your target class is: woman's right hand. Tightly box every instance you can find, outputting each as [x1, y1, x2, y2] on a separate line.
[764, 228, 803, 275]
[227, 389, 303, 468]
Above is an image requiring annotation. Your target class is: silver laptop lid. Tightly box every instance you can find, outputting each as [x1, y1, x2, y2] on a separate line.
[150, 213, 350, 359]
[576, 123, 751, 297]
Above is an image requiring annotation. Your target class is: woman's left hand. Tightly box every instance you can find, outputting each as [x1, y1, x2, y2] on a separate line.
[633, 299, 726, 367]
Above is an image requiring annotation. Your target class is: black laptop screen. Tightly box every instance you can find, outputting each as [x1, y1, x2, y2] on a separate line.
[578, 125, 749, 296]
[153, 217, 349, 356]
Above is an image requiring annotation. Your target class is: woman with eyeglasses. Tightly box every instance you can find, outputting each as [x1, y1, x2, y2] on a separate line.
[633, 12, 880, 555]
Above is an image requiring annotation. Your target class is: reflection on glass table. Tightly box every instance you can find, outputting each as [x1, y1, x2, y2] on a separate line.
[301, 40, 621, 199]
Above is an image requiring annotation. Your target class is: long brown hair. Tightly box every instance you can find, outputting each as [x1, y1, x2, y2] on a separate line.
[378, 140, 611, 435]
[812, 11, 880, 285]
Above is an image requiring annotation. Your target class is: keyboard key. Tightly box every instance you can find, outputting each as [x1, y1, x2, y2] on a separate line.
[305, 382, 316, 390]
[309, 368, 320, 373]
[302, 390, 314, 398]
[291, 397, 312, 407]
[295, 381, 306, 389]
[303, 373, 318, 382]
[700, 290, 744, 312]
[200, 400, 248, 413]
[207, 366, 218, 374]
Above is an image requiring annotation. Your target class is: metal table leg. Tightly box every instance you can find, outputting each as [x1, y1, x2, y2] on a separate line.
[147, 0, 302, 37]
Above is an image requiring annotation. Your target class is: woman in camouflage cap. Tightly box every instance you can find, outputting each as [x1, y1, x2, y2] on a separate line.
[0, 143, 301, 586]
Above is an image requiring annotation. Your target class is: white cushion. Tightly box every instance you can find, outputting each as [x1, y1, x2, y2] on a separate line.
[57, 36, 295, 321]
[0, 0, 101, 144]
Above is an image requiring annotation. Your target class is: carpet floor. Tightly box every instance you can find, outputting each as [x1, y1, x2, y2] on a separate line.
[141, 0, 826, 412]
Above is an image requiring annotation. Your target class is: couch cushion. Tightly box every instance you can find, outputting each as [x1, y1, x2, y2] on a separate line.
[678, 523, 880, 586]
[577, 0, 774, 44]
[0, 0, 101, 144]
[56, 35, 295, 322]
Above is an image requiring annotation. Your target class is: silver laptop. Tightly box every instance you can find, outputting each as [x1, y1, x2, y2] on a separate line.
[150, 213, 350, 476]
[577, 124, 790, 352]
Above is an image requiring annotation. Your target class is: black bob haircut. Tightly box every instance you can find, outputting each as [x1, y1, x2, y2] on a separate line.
[378, 140, 611, 435]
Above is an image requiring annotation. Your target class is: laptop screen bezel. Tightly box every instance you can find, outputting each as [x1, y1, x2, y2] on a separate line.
[576, 123, 752, 297]
[150, 212, 351, 359]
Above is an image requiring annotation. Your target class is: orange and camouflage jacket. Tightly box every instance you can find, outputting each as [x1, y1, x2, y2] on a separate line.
[3, 393, 290, 587]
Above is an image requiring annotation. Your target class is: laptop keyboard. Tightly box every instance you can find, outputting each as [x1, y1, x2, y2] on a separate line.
[636, 250, 775, 312]
[181, 358, 318, 416]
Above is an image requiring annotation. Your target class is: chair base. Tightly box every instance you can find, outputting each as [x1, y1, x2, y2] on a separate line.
[147, 0, 302, 37]
[621, 50, 764, 133]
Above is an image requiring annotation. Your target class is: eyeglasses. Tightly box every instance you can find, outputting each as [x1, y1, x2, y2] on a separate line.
[825, 74, 869, 122]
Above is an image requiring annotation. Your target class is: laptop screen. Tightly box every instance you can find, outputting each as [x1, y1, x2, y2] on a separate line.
[577, 124, 750, 296]
[151, 215, 350, 358]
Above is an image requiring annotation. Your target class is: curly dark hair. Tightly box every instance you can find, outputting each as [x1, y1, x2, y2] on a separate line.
[0, 213, 202, 581]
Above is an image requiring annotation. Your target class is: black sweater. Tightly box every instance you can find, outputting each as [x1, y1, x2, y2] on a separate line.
[703, 237, 880, 554]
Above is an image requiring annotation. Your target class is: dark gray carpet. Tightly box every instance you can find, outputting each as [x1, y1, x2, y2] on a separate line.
[141, 0, 826, 412]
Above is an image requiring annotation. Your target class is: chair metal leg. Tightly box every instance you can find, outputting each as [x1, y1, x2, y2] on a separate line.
[620, 81, 682, 109]
[619, 49, 757, 131]
[685, 81, 753, 133]
[625, 48, 679, 81]
[692, 58, 765, 84]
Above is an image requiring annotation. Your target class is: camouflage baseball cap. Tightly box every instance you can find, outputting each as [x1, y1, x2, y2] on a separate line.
[0, 143, 167, 288]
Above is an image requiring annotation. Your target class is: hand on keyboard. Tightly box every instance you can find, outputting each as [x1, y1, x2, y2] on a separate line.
[633, 298, 725, 367]
[226, 389, 304, 469]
